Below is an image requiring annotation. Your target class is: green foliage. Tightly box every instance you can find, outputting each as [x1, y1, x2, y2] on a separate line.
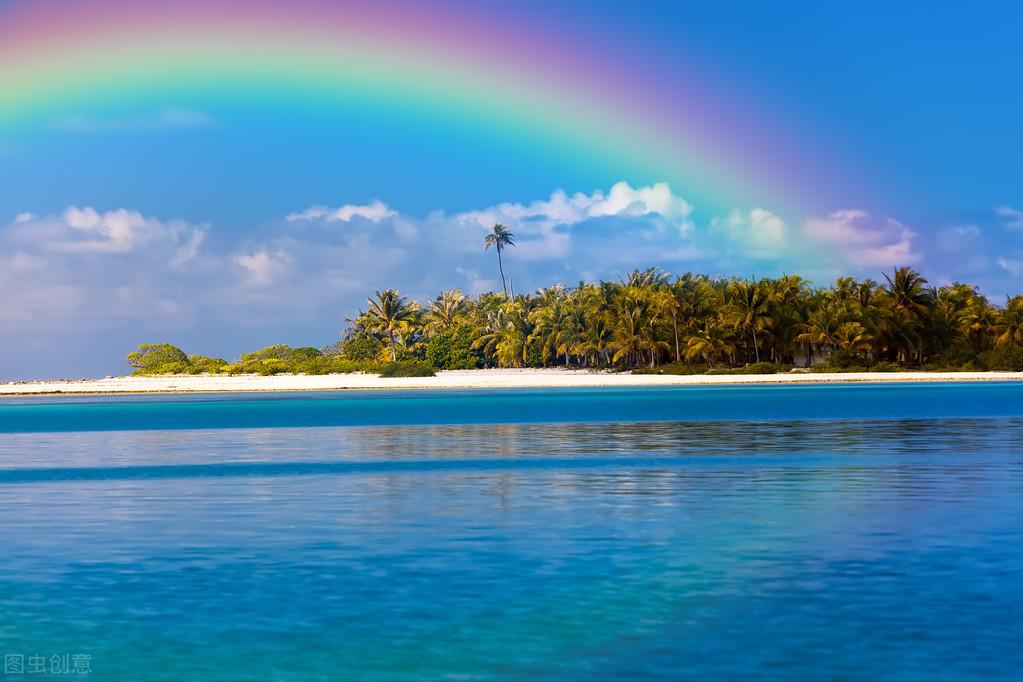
[186, 355, 229, 374]
[126, 343, 191, 376]
[868, 361, 903, 373]
[224, 345, 387, 375]
[336, 336, 381, 362]
[131, 266, 1023, 377]
[378, 361, 436, 377]
[424, 324, 482, 369]
[923, 349, 980, 371]
[729, 362, 791, 375]
[823, 349, 872, 370]
[982, 345, 1023, 371]
[229, 345, 322, 375]
[633, 362, 709, 375]
[705, 362, 791, 375]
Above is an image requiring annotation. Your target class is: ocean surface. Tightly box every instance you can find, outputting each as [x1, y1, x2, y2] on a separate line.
[0, 383, 1021, 680]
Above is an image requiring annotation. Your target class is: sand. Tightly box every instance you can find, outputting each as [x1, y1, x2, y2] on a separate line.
[0, 368, 1021, 395]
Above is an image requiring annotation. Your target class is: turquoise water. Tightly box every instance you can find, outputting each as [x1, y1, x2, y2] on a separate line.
[0, 383, 1021, 680]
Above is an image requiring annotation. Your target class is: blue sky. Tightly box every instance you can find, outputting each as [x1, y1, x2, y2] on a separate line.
[0, 1, 1021, 378]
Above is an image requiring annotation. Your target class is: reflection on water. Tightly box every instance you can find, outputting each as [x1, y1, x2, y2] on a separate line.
[3, 417, 1023, 469]
[1, 412, 1022, 679]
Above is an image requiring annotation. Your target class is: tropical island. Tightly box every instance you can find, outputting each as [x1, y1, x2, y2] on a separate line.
[128, 224, 1023, 373]
[3, 225, 1022, 394]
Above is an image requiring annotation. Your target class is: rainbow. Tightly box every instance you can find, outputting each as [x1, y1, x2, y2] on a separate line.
[0, 0, 853, 216]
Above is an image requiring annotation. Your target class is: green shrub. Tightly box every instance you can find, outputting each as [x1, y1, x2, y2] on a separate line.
[424, 324, 483, 370]
[378, 361, 436, 377]
[825, 349, 872, 369]
[227, 345, 327, 374]
[337, 336, 381, 362]
[982, 345, 1023, 371]
[633, 362, 709, 375]
[821, 364, 870, 373]
[868, 361, 903, 373]
[924, 349, 979, 371]
[730, 362, 791, 375]
[126, 343, 190, 375]
[700, 363, 791, 376]
[187, 355, 229, 374]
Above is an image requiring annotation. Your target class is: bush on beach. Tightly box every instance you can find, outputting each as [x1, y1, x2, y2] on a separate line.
[378, 361, 436, 377]
[981, 345, 1023, 371]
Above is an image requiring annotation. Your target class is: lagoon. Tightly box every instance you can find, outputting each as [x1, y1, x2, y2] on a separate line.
[1, 383, 1022, 679]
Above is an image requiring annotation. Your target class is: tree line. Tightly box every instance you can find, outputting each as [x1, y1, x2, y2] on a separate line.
[129, 266, 1023, 376]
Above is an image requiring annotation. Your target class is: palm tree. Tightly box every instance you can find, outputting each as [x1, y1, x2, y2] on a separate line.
[609, 287, 665, 367]
[796, 307, 842, 357]
[483, 223, 515, 296]
[360, 289, 418, 361]
[655, 288, 683, 363]
[684, 319, 735, 367]
[959, 293, 996, 355]
[996, 296, 1023, 346]
[625, 267, 669, 289]
[881, 267, 933, 363]
[767, 274, 810, 363]
[425, 289, 467, 334]
[726, 278, 772, 363]
[327, 266, 1017, 373]
[883, 267, 933, 319]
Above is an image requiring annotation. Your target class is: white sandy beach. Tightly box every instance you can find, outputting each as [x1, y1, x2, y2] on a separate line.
[0, 368, 1020, 395]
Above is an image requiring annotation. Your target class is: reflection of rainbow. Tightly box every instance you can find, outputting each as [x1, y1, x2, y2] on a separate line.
[0, 0, 846, 215]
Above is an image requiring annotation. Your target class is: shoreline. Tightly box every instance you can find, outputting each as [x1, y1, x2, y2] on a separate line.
[1, 368, 1021, 396]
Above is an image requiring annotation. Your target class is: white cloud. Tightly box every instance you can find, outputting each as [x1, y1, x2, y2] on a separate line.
[171, 229, 207, 268]
[286, 200, 396, 224]
[8, 183, 1018, 379]
[996, 206, 1023, 230]
[997, 257, 1023, 275]
[6, 206, 207, 257]
[711, 208, 786, 255]
[0, 209, 212, 339]
[803, 210, 918, 266]
[456, 181, 694, 235]
[235, 249, 289, 287]
[452, 181, 695, 262]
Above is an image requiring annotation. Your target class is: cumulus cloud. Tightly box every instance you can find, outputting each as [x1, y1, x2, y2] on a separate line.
[452, 181, 695, 262]
[235, 249, 289, 286]
[802, 210, 918, 266]
[457, 181, 693, 234]
[286, 200, 396, 223]
[711, 208, 786, 255]
[0, 208, 222, 380]
[6, 207, 206, 261]
[996, 205, 1023, 230]
[6, 183, 1015, 379]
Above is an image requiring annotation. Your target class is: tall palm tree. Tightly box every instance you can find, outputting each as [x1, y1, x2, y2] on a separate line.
[361, 289, 418, 361]
[726, 278, 772, 363]
[959, 292, 996, 355]
[483, 223, 515, 296]
[881, 267, 933, 362]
